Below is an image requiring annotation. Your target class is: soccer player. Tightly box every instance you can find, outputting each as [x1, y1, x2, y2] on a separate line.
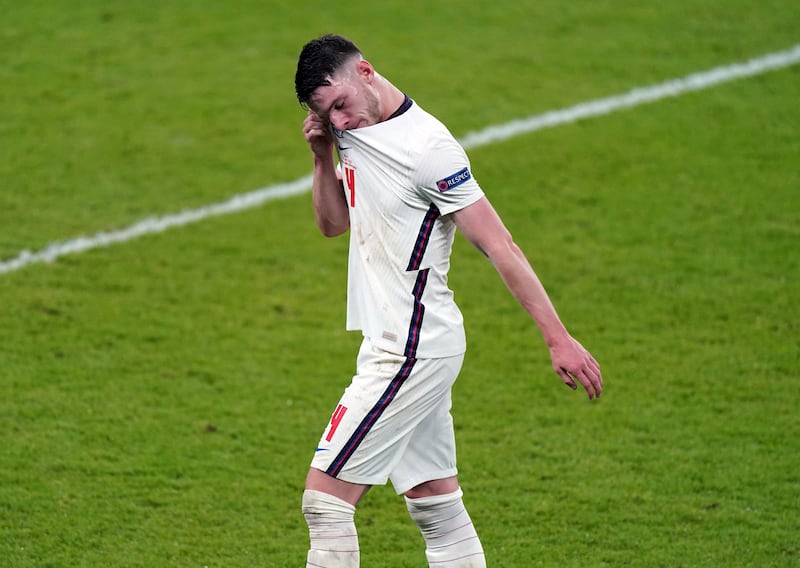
[294, 34, 603, 568]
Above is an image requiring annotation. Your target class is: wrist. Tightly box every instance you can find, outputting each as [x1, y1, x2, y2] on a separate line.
[542, 324, 570, 349]
[314, 149, 336, 169]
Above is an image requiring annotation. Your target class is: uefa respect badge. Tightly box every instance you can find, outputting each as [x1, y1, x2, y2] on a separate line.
[436, 167, 472, 192]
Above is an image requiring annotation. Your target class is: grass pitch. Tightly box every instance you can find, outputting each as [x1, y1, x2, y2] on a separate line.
[1, 1, 798, 566]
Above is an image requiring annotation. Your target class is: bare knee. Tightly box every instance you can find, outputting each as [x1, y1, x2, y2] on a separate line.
[305, 467, 371, 506]
[404, 476, 460, 499]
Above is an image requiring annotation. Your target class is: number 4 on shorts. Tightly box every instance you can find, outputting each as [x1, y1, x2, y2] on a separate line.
[325, 404, 348, 442]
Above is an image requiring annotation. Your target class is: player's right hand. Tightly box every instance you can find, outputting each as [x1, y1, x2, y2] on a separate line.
[303, 110, 334, 158]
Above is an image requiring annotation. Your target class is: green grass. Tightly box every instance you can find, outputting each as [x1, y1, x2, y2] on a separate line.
[1, 1, 799, 566]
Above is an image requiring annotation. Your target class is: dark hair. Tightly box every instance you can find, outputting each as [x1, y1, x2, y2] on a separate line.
[295, 34, 362, 106]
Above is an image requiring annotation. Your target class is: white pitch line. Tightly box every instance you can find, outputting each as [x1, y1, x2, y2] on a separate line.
[459, 43, 800, 149]
[0, 174, 313, 275]
[2, 43, 799, 276]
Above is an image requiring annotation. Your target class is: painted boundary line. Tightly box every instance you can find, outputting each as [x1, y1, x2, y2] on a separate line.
[2, 43, 799, 276]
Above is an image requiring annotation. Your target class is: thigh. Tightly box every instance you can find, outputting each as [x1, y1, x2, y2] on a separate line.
[310, 340, 463, 489]
[389, 354, 463, 494]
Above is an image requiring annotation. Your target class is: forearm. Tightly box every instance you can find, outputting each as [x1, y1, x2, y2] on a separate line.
[489, 239, 569, 348]
[312, 153, 349, 237]
[302, 110, 349, 237]
[453, 198, 566, 346]
[453, 197, 603, 397]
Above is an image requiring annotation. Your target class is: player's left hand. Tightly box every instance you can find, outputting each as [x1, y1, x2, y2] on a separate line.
[549, 336, 603, 400]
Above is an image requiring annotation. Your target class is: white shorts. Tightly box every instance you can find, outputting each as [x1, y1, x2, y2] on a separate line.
[310, 338, 464, 495]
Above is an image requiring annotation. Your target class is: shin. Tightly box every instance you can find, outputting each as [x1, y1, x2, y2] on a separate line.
[302, 489, 360, 568]
[405, 488, 486, 567]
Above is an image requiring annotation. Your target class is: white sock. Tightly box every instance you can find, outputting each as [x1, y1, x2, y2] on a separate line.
[405, 488, 486, 567]
[302, 490, 360, 568]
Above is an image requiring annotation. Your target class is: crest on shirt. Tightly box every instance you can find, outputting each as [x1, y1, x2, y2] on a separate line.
[436, 167, 471, 192]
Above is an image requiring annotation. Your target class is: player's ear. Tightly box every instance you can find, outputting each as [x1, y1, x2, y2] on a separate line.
[356, 59, 375, 83]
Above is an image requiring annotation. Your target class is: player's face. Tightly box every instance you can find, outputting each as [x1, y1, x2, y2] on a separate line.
[309, 61, 381, 131]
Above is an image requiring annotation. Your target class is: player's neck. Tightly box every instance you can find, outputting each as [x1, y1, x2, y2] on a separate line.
[376, 77, 406, 122]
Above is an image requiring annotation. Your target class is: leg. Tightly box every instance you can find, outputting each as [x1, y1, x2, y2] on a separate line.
[306, 467, 371, 506]
[404, 475, 459, 499]
[301, 340, 388, 567]
[405, 476, 486, 568]
[304, 341, 466, 566]
[302, 469, 370, 568]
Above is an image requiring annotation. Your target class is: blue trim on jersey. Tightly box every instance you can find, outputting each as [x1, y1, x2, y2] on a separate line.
[325, 357, 417, 478]
[406, 204, 440, 271]
[404, 269, 429, 358]
[387, 94, 413, 120]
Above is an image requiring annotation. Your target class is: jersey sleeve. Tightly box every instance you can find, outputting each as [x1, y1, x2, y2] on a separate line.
[411, 131, 484, 215]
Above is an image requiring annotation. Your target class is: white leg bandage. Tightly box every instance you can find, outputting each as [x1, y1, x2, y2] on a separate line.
[302, 490, 359, 568]
[405, 489, 486, 567]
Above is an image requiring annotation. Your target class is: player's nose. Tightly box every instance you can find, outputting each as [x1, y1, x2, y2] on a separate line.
[329, 110, 349, 131]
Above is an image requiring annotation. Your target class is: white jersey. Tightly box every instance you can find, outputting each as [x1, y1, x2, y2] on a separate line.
[335, 98, 484, 358]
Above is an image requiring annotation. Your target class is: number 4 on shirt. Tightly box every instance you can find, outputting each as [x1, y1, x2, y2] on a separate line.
[344, 167, 356, 207]
[325, 404, 348, 442]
